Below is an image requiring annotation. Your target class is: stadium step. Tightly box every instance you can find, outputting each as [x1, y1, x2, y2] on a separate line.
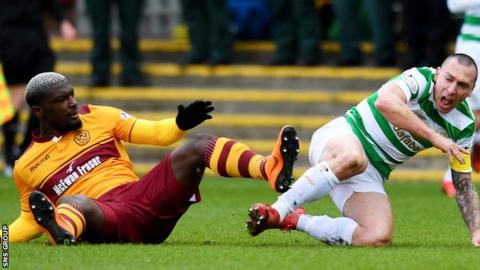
[0, 39, 462, 182]
[56, 62, 400, 79]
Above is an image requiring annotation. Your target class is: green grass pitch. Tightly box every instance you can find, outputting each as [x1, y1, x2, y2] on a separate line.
[1, 175, 479, 270]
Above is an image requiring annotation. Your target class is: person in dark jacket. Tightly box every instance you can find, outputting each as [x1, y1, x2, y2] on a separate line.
[0, 0, 76, 175]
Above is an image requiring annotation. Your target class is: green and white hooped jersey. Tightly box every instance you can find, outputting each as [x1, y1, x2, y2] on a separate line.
[458, 8, 480, 43]
[344, 67, 475, 180]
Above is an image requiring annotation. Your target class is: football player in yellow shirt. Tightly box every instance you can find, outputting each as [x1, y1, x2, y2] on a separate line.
[9, 72, 299, 244]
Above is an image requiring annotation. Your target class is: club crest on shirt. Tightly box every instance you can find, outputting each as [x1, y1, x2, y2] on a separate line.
[74, 129, 90, 146]
[402, 73, 419, 95]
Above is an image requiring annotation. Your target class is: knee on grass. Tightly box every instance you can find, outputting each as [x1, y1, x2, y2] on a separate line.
[353, 226, 393, 247]
[59, 195, 101, 221]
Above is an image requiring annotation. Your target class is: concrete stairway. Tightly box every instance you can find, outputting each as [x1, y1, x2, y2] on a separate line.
[19, 38, 468, 182]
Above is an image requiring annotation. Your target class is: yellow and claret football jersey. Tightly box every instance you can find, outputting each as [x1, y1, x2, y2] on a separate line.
[9, 104, 185, 242]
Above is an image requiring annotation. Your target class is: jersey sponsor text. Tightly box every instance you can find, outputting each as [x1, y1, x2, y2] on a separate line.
[52, 156, 102, 196]
[393, 126, 421, 151]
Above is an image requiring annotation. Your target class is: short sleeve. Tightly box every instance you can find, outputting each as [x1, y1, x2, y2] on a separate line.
[391, 68, 429, 102]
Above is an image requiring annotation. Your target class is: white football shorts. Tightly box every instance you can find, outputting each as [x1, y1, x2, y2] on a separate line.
[308, 116, 388, 213]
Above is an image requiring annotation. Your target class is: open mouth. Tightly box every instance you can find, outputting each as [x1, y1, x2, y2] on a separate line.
[440, 96, 453, 107]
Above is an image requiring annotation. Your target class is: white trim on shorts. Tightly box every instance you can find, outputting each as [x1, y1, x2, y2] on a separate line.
[308, 117, 388, 214]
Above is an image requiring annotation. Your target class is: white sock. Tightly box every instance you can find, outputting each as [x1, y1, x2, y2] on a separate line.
[296, 214, 358, 245]
[272, 161, 339, 221]
[443, 167, 452, 183]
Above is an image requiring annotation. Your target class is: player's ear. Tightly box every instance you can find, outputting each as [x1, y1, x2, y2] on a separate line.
[31, 105, 42, 118]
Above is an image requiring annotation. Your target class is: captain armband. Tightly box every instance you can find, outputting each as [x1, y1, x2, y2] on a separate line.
[450, 152, 472, 173]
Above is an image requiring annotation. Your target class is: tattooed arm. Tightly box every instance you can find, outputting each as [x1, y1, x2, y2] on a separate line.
[451, 170, 480, 247]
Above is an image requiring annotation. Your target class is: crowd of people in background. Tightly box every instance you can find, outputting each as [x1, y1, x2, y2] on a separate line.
[0, 0, 472, 178]
[177, 0, 455, 68]
[0, 0, 76, 176]
[1, 0, 462, 81]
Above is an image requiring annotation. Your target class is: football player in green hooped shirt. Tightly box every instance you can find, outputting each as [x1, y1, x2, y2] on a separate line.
[442, 0, 480, 197]
[247, 53, 480, 247]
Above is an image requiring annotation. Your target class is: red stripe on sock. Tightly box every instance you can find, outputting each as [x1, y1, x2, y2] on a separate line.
[59, 213, 77, 236]
[260, 159, 268, 180]
[238, 150, 256, 178]
[58, 205, 86, 232]
[68, 206, 86, 230]
[217, 140, 236, 176]
[69, 204, 85, 216]
[203, 137, 218, 166]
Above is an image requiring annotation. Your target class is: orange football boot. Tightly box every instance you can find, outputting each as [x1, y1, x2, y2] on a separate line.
[264, 126, 299, 193]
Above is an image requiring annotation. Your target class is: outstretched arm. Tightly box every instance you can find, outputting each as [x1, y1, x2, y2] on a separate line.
[375, 82, 468, 163]
[375, 83, 437, 140]
[127, 101, 214, 145]
[451, 170, 480, 247]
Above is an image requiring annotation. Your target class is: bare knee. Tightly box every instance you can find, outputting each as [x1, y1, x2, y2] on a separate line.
[171, 133, 216, 187]
[352, 225, 393, 247]
[172, 133, 214, 160]
[59, 194, 90, 209]
[189, 133, 216, 155]
[333, 151, 368, 177]
[59, 194, 103, 231]
[173, 133, 216, 165]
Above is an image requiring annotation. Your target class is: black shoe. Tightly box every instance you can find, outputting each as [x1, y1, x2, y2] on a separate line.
[121, 75, 150, 87]
[29, 191, 75, 245]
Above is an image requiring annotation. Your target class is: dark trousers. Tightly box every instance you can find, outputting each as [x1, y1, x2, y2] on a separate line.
[269, 0, 320, 62]
[1, 112, 38, 166]
[181, 0, 232, 61]
[0, 25, 52, 167]
[333, 0, 395, 63]
[85, 0, 143, 80]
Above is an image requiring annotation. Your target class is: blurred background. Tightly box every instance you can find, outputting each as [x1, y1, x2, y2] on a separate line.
[0, 0, 468, 182]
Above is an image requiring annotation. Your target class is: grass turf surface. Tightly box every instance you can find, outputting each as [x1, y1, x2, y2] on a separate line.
[1, 175, 479, 270]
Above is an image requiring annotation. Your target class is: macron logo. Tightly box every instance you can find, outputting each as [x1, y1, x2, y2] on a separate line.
[29, 154, 51, 173]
